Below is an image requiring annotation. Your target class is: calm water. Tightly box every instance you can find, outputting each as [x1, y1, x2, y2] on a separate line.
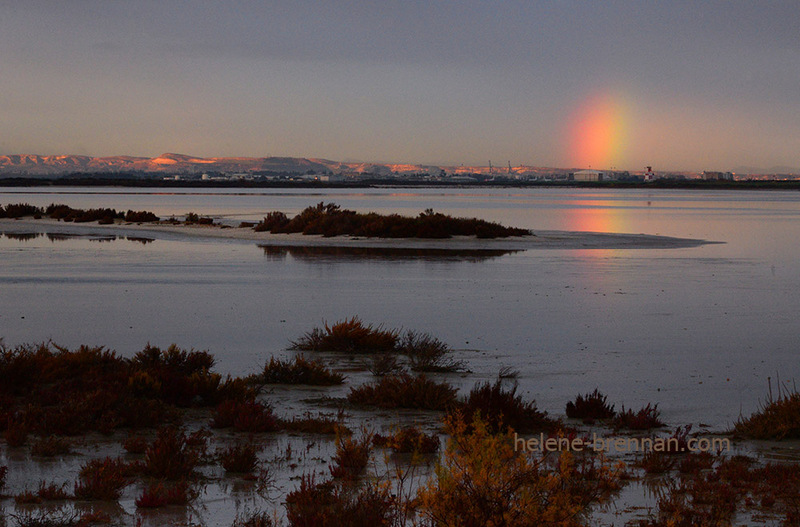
[2, 186, 799, 430]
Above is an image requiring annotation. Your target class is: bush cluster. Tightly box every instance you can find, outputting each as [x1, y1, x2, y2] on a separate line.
[254, 202, 531, 238]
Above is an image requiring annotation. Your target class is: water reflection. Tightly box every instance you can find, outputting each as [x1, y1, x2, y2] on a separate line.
[1, 232, 155, 245]
[258, 244, 519, 262]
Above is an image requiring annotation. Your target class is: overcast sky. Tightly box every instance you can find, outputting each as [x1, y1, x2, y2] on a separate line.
[1, 1, 798, 171]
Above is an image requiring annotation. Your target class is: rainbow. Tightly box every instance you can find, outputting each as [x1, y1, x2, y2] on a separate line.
[566, 92, 629, 170]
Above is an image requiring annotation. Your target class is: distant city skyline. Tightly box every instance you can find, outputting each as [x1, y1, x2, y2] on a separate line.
[1, 1, 798, 172]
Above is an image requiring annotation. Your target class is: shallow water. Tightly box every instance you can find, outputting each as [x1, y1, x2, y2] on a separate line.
[2, 186, 800, 524]
[2, 187, 799, 429]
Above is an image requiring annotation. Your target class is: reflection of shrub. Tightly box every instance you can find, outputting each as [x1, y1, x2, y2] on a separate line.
[348, 374, 457, 410]
[455, 380, 559, 434]
[612, 404, 664, 431]
[291, 317, 399, 353]
[734, 390, 800, 439]
[261, 356, 344, 385]
[565, 389, 616, 421]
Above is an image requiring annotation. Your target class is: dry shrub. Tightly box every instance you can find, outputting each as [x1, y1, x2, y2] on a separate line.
[261, 355, 344, 385]
[291, 317, 399, 353]
[612, 404, 664, 431]
[734, 390, 800, 439]
[565, 389, 616, 421]
[285, 475, 397, 527]
[415, 413, 623, 527]
[367, 353, 405, 377]
[36, 481, 71, 501]
[347, 373, 457, 410]
[455, 380, 559, 434]
[123, 434, 149, 454]
[124, 210, 159, 222]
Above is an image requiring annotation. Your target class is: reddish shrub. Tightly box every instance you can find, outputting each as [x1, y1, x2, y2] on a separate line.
[211, 400, 278, 433]
[74, 457, 131, 501]
[261, 355, 344, 385]
[291, 317, 399, 353]
[454, 380, 559, 434]
[329, 434, 372, 480]
[286, 474, 397, 527]
[143, 427, 203, 480]
[612, 403, 664, 431]
[219, 442, 262, 474]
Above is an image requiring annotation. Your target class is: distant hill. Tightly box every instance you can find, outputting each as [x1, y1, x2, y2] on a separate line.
[0, 153, 564, 178]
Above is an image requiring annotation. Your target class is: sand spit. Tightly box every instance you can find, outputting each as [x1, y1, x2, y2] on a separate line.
[0, 218, 717, 250]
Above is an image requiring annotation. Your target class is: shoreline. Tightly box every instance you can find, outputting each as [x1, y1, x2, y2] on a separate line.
[0, 217, 718, 250]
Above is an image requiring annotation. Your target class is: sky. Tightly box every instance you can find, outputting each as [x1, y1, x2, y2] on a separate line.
[1, 1, 798, 172]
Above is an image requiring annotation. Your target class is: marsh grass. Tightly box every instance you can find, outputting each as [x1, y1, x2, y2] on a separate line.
[399, 330, 466, 373]
[142, 427, 205, 480]
[30, 436, 72, 457]
[219, 442, 262, 474]
[135, 480, 196, 508]
[329, 433, 372, 480]
[373, 426, 439, 454]
[73, 457, 132, 501]
[285, 475, 397, 526]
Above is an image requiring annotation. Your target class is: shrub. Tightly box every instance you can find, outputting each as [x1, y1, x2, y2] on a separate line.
[2, 203, 42, 218]
[285, 475, 397, 527]
[637, 450, 676, 474]
[291, 317, 399, 353]
[612, 404, 664, 431]
[211, 399, 278, 433]
[329, 434, 372, 480]
[256, 202, 530, 239]
[415, 413, 623, 527]
[347, 374, 457, 410]
[124, 210, 159, 222]
[219, 442, 262, 474]
[30, 436, 72, 457]
[74, 457, 131, 501]
[565, 389, 616, 421]
[734, 390, 800, 439]
[15, 490, 43, 504]
[142, 427, 204, 480]
[0, 465, 7, 492]
[373, 426, 439, 454]
[399, 330, 465, 373]
[261, 356, 344, 385]
[455, 380, 559, 434]
[135, 480, 196, 508]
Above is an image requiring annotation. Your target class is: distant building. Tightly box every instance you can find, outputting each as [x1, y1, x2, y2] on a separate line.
[572, 169, 603, 182]
[644, 166, 655, 182]
[703, 171, 734, 181]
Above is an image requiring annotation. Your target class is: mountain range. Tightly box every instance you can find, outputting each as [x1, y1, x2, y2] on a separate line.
[0, 153, 562, 178]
